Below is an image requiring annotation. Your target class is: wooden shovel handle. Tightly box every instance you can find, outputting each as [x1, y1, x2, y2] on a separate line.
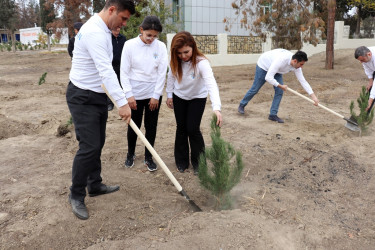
[286, 87, 345, 119]
[101, 84, 183, 192]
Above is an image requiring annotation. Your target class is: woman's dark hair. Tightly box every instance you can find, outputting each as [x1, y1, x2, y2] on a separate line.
[170, 31, 205, 82]
[140, 15, 163, 32]
[104, 0, 135, 14]
[292, 51, 308, 62]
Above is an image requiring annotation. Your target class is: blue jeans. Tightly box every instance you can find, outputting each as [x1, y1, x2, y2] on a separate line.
[240, 65, 284, 116]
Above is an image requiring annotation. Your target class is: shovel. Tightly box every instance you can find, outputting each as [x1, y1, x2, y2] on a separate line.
[286, 87, 360, 131]
[101, 84, 202, 212]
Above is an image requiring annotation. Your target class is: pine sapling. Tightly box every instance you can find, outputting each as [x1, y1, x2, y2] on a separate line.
[350, 86, 374, 134]
[38, 72, 47, 85]
[198, 115, 244, 210]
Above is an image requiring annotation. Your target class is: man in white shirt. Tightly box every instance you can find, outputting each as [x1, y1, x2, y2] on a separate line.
[66, 0, 135, 220]
[238, 49, 319, 123]
[354, 46, 375, 111]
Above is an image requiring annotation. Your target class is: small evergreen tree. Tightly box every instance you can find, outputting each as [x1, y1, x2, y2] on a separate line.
[38, 72, 47, 85]
[198, 115, 244, 210]
[350, 86, 374, 134]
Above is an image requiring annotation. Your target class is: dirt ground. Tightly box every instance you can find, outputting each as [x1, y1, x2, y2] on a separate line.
[1, 48, 375, 250]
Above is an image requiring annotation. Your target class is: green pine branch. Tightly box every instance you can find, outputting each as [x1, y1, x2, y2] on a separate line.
[198, 115, 244, 210]
[350, 86, 374, 134]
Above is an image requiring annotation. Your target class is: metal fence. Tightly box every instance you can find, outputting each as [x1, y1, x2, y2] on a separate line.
[228, 36, 263, 54]
[193, 35, 218, 54]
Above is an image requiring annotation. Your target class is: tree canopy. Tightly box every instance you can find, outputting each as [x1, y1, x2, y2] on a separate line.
[227, 0, 325, 50]
[0, 0, 18, 31]
[122, 0, 179, 42]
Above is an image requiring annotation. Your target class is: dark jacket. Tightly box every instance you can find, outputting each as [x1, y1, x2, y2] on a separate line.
[112, 33, 126, 80]
[68, 36, 75, 58]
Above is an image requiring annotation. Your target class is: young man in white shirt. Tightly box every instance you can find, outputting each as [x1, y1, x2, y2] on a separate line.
[238, 49, 319, 123]
[354, 46, 375, 111]
[66, 0, 135, 220]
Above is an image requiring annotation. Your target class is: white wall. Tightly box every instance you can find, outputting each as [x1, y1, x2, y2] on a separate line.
[19, 27, 69, 45]
[19, 27, 42, 44]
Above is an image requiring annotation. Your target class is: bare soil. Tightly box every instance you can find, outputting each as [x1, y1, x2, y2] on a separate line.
[1, 49, 375, 250]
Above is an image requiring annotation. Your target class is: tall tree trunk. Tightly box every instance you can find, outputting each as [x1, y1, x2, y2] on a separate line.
[47, 32, 51, 51]
[11, 30, 16, 53]
[326, 0, 336, 70]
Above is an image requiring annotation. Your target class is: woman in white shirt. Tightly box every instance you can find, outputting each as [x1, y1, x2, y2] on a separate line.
[166, 31, 223, 174]
[120, 16, 168, 172]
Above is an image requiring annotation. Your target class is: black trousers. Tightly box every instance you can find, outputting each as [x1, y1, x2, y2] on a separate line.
[127, 97, 162, 159]
[66, 82, 107, 201]
[172, 94, 207, 169]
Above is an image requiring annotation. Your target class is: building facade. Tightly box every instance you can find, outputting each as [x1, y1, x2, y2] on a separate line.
[165, 0, 250, 36]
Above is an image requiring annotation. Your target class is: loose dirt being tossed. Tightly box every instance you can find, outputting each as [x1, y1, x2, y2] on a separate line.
[1, 49, 374, 249]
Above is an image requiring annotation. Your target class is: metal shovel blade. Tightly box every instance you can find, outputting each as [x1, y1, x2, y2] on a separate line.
[344, 117, 360, 132]
[180, 190, 202, 212]
[345, 122, 360, 132]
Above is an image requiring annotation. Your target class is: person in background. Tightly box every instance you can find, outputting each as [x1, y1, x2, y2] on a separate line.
[166, 31, 222, 175]
[67, 22, 83, 59]
[108, 27, 127, 111]
[120, 16, 168, 172]
[66, 0, 135, 220]
[354, 46, 375, 111]
[237, 49, 319, 123]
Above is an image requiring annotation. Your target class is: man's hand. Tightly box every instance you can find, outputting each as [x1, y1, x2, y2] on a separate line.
[166, 98, 173, 109]
[310, 93, 319, 106]
[127, 96, 137, 110]
[366, 98, 374, 112]
[119, 104, 131, 124]
[149, 98, 159, 111]
[278, 84, 288, 91]
[366, 79, 373, 91]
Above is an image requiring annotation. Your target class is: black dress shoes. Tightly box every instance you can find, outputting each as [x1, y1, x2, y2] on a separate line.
[108, 103, 114, 111]
[177, 166, 185, 173]
[69, 195, 89, 220]
[88, 184, 120, 197]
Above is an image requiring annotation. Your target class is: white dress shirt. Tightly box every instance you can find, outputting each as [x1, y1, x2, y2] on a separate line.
[166, 58, 221, 111]
[362, 47, 375, 99]
[69, 14, 127, 107]
[120, 36, 168, 100]
[258, 49, 314, 95]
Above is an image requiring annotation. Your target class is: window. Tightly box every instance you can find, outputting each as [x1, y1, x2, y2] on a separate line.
[173, 0, 180, 22]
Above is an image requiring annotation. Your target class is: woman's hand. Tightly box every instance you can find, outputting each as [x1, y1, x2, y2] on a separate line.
[166, 98, 173, 109]
[149, 98, 159, 111]
[128, 96, 137, 110]
[214, 110, 222, 127]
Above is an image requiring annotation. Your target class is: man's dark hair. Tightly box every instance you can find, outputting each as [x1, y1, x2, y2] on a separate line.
[104, 0, 135, 14]
[140, 16, 163, 32]
[292, 51, 308, 62]
[354, 46, 370, 59]
[73, 22, 83, 31]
